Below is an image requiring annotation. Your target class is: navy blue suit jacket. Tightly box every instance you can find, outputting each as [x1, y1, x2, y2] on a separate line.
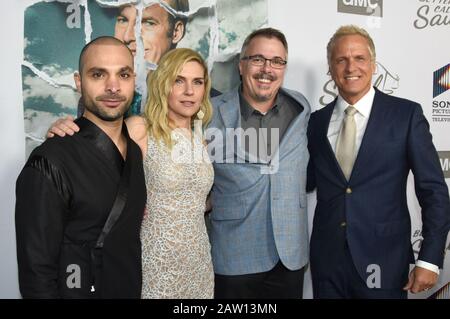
[307, 88, 450, 289]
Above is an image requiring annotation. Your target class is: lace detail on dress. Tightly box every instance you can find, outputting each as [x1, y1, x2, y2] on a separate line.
[141, 130, 214, 299]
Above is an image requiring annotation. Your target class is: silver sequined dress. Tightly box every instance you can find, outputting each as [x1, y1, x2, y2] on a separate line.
[140, 130, 214, 299]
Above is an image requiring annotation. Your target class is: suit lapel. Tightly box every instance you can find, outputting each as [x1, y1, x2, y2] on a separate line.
[316, 89, 395, 183]
[272, 89, 306, 159]
[315, 99, 347, 180]
[218, 91, 240, 131]
[350, 89, 389, 182]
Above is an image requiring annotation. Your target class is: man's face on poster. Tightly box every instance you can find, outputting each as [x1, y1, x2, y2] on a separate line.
[114, 3, 185, 65]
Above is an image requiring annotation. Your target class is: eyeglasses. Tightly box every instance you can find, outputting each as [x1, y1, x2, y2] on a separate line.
[241, 55, 287, 69]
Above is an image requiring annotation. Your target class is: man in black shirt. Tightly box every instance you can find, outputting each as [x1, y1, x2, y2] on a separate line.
[15, 36, 146, 298]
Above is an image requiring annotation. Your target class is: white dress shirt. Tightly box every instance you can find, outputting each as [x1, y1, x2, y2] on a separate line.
[327, 87, 375, 155]
[327, 87, 439, 275]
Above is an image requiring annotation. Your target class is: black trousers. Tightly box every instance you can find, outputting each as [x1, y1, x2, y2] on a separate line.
[312, 242, 407, 299]
[214, 261, 304, 299]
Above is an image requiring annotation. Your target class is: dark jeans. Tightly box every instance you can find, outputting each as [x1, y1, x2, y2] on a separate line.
[214, 261, 304, 299]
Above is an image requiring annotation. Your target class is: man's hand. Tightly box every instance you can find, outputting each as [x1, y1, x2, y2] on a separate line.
[204, 196, 212, 214]
[46, 115, 80, 138]
[403, 266, 438, 293]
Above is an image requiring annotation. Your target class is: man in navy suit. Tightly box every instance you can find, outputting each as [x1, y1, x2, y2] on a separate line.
[307, 25, 450, 298]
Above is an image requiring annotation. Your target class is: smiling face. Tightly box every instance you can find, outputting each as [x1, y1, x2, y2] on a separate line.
[167, 61, 206, 125]
[75, 42, 135, 124]
[329, 34, 376, 105]
[239, 36, 286, 108]
[114, 3, 185, 64]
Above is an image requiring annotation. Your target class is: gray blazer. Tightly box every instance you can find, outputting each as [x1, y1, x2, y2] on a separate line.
[207, 86, 311, 275]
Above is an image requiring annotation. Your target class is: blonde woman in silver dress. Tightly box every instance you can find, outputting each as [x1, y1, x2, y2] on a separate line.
[46, 48, 214, 298]
[126, 48, 214, 298]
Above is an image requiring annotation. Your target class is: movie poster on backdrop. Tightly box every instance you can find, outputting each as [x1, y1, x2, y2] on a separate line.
[22, 0, 267, 156]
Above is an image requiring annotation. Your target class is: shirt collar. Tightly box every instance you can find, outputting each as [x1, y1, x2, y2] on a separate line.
[239, 85, 282, 120]
[76, 116, 126, 173]
[336, 86, 375, 118]
[239, 89, 255, 120]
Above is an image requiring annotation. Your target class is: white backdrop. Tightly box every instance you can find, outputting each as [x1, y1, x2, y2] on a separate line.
[1, 0, 449, 298]
[0, 0, 26, 299]
[268, 0, 450, 299]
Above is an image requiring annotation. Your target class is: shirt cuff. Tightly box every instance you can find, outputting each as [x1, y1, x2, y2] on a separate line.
[416, 260, 440, 275]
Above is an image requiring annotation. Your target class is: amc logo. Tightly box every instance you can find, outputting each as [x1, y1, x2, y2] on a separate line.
[438, 151, 450, 179]
[338, 0, 383, 17]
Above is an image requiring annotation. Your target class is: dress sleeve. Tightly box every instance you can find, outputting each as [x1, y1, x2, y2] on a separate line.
[15, 156, 70, 298]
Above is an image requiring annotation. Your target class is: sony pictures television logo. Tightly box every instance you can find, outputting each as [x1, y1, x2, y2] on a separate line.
[431, 64, 450, 123]
[337, 0, 383, 17]
[433, 64, 450, 98]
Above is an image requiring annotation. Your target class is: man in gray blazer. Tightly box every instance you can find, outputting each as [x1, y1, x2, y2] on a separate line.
[207, 27, 311, 298]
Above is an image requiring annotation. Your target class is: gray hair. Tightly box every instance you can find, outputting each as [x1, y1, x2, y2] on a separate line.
[240, 27, 288, 60]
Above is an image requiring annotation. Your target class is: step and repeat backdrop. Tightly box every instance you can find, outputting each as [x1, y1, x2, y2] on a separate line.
[0, 0, 448, 298]
[268, 0, 450, 299]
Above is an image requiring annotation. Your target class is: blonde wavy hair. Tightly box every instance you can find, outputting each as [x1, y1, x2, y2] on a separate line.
[143, 48, 213, 148]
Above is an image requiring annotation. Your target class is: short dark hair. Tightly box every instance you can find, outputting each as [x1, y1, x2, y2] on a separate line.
[78, 36, 133, 74]
[240, 27, 288, 59]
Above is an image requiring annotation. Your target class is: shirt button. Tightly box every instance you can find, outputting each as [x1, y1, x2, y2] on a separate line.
[346, 187, 352, 194]
[340, 222, 347, 227]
